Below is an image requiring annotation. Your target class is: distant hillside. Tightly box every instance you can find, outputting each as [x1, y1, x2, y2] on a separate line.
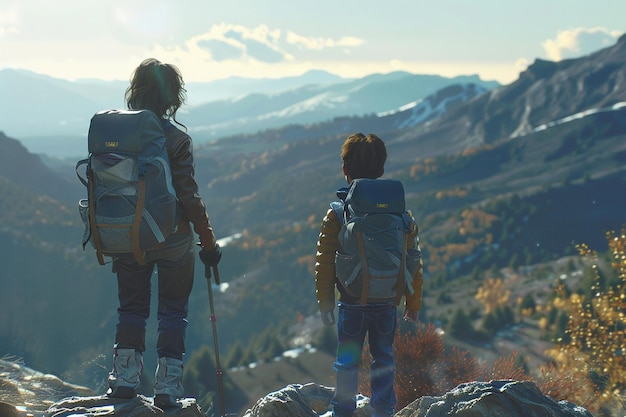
[0, 132, 78, 201]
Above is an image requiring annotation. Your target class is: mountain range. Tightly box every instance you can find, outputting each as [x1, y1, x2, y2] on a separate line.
[0, 68, 498, 156]
[1, 34, 625, 415]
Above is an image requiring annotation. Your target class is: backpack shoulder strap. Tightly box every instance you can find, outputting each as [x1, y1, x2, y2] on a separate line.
[87, 172, 106, 266]
[75, 158, 89, 188]
[395, 231, 409, 305]
[131, 177, 147, 265]
[330, 201, 345, 225]
[355, 231, 371, 305]
[331, 186, 351, 225]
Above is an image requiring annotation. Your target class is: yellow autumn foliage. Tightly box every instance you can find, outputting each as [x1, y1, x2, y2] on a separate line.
[475, 277, 511, 314]
[545, 228, 626, 413]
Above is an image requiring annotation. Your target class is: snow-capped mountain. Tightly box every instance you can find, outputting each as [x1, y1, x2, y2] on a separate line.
[0, 68, 498, 152]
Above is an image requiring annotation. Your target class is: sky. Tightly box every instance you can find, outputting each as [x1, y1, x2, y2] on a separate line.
[1, 0, 624, 86]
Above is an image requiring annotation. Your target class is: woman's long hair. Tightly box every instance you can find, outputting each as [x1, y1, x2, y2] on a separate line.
[125, 58, 187, 129]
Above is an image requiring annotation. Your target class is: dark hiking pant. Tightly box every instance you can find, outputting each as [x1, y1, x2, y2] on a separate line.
[113, 232, 194, 360]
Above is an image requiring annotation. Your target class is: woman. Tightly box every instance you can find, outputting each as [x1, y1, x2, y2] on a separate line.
[107, 58, 221, 410]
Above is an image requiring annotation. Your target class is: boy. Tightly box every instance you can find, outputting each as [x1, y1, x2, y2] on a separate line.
[315, 132, 423, 417]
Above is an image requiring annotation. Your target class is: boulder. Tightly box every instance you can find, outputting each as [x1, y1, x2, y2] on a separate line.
[242, 383, 371, 417]
[0, 401, 29, 417]
[44, 395, 204, 417]
[0, 358, 95, 416]
[395, 380, 594, 417]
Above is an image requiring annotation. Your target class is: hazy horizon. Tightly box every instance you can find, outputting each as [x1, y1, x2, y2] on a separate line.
[1, 1, 624, 85]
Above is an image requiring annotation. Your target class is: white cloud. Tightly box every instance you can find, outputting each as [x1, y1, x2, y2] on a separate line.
[181, 23, 291, 63]
[543, 27, 622, 61]
[285, 31, 364, 50]
[183, 23, 363, 62]
[140, 23, 369, 79]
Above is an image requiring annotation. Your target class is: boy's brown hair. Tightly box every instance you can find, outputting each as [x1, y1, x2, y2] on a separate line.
[341, 133, 387, 180]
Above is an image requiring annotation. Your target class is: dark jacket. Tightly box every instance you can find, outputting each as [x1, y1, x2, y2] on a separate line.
[163, 121, 213, 246]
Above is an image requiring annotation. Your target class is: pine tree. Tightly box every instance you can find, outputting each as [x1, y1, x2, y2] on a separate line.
[225, 340, 246, 368]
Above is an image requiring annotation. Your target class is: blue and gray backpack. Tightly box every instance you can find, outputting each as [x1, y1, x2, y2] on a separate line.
[76, 109, 179, 265]
[332, 178, 421, 305]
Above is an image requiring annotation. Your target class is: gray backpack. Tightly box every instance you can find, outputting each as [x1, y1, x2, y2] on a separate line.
[331, 178, 420, 305]
[76, 109, 179, 265]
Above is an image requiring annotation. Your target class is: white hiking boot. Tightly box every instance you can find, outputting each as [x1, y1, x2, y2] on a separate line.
[107, 348, 143, 399]
[153, 356, 184, 409]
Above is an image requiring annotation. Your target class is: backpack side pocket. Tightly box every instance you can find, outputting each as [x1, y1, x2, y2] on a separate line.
[335, 251, 362, 298]
[78, 198, 91, 249]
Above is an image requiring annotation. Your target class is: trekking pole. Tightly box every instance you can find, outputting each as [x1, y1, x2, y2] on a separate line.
[204, 262, 226, 417]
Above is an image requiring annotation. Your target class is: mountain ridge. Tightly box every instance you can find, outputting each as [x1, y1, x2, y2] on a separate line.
[381, 34, 626, 163]
[0, 68, 498, 150]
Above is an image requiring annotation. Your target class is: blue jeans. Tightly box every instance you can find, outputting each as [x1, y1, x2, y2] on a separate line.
[331, 303, 397, 417]
[113, 232, 194, 360]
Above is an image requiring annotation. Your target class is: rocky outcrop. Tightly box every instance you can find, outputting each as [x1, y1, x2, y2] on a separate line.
[242, 380, 593, 417]
[44, 396, 203, 417]
[0, 358, 95, 416]
[395, 380, 594, 417]
[1, 357, 594, 417]
[0, 359, 204, 417]
[242, 383, 371, 417]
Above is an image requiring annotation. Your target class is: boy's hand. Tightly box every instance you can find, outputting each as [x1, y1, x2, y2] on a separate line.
[403, 309, 419, 322]
[321, 310, 336, 326]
